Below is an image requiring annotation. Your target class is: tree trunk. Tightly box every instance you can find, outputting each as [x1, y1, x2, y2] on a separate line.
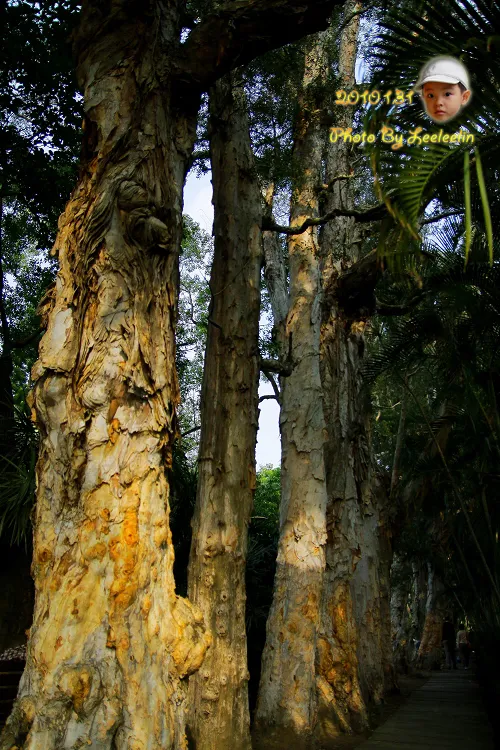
[408, 561, 427, 664]
[316, 305, 372, 738]
[0, 0, 356, 745]
[417, 564, 446, 670]
[262, 183, 289, 335]
[390, 554, 411, 673]
[375, 477, 398, 695]
[253, 33, 329, 750]
[186, 72, 261, 750]
[1, 6, 212, 748]
[315, 3, 385, 740]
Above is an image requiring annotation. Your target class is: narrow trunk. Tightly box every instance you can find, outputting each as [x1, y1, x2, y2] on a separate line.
[390, 385, 408, 499]
[316, 3, 382, 740]
[408, 562, 427, 664]
[186, 72, 262, 750]
[390, 554, 411, 673]
[1, 6, 212, 748]
[253, 33, 329, 750]
[375, 477, 398, 694]
[416, 564, 447, 670]
[262, 183, 289, 335]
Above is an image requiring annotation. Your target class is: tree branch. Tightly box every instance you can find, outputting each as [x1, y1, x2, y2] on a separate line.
[11, 328, 45, 348]
[187, 149, 211, 172]
[259, 394, 279, 403]
[262, 202, 387, 235]
[336, 2, 378, 35]
[173, 0, 346, 92]
[375, 295, 424, 316]
[263, 370, 281, 402]
[181, 425, 201, 438]
[260, 358, 293, 376]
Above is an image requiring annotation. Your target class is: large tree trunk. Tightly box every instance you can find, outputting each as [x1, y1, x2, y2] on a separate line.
[0, 1, 354, 745]
[1, 5, 212, 748]
[253, 32, 329, 750]
[316, 4, 396, 741]
[186, 72, 261, 750]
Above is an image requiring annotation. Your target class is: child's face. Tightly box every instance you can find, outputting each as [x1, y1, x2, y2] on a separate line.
[422, 81, 471, 122]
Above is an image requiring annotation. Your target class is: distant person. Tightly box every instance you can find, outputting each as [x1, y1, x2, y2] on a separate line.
[456, 623, 470, 669]
[442, 616, 457, 669]
[415, 56, 472, 123]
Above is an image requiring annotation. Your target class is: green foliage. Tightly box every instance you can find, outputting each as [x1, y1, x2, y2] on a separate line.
[251, 465, 281, 543]
[368, 239, 500, 630]
[1, 1, 82, 236]
[0, 389, 38, 545]
[246, 464, 280, 632]
[169, 444, 199, 597]
[246, 465, 280, 711]
[365, 0, 500, 262]
[0, 2, 82, 547]
[176, 215, 213, 461]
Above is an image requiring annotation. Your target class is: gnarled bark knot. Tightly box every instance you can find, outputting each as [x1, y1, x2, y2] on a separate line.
[117, 180, 174, 255]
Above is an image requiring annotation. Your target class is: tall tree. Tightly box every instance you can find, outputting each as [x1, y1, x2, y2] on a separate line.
[1, 1, 351, 747]
[313, 3, 397, 739]
[315, 3, 373, 736]
[254, 31, 329, 750]
[186, 71, 262, 750]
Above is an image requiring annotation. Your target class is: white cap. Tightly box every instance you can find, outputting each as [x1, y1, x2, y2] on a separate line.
[415, 56, 470, 91]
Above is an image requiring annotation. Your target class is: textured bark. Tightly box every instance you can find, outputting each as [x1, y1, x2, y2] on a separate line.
[0, 6, 215, 749]
[262, 183, 289, 334]
[2, 1, 383, 746]
[175, 0, 351, 91]
[253, 33, 329, 750]
[186, 72, 261, 750]
[316, 314, 372, 738]
[315, 4, 380, 741]
[417, 565, 447, 670]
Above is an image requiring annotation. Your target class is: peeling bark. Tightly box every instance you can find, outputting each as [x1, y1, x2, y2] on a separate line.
[253, 33, 329, 750]
[262, 183, 289, 335]
[0, 1, 375, 746]
[315, 4, 371, 740]
[186, 72, 261, 750]
[1, 6, 214, 748]
[315, 4, 394, 741]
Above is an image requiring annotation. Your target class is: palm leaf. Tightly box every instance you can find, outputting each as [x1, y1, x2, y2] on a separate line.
[364, 0, 500, 260]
